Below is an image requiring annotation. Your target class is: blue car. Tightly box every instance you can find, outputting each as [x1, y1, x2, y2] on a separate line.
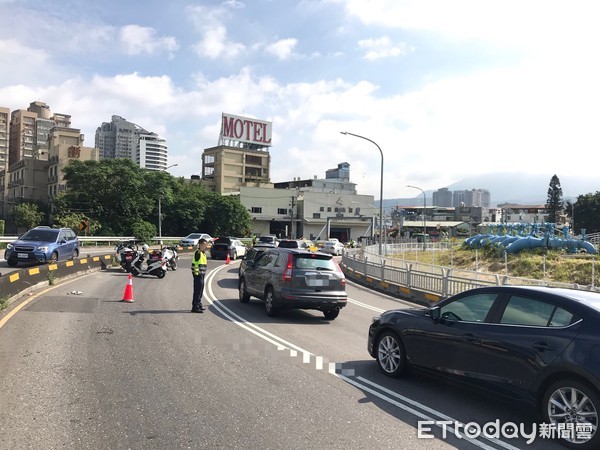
[4, 226, 79, 266]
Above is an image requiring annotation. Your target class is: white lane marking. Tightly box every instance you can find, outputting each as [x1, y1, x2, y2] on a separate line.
[204, 264, 520, 450]
[337, 374, 498, 450]
[356, 376, 520, 450]
[347, 297, 386, 313]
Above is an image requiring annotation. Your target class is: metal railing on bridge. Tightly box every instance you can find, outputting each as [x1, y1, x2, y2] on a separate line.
[341, 243, 599, 301]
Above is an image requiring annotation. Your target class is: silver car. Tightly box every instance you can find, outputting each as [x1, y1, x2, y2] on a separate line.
[238, 248, 347, 319]
[179, 233, 212, 247]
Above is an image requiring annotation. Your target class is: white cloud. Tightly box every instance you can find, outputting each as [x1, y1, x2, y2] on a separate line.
[357, 36, 412, 60]
[0, 39, 52, 85]
[265, 38, 298, 60]
[119, 25, 179, 56]
[188, 5, 246, 59]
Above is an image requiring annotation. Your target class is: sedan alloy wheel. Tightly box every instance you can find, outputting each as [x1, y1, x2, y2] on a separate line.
[376, 331, 406, 377]
[544, 380, 599, 449]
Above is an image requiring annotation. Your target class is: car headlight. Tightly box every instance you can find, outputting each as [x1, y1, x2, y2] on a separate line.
[6, 243, 13, 250]
[38, 246, 49, 252]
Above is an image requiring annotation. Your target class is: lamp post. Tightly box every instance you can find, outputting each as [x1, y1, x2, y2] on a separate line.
[340, 131, 384, 256]
[158, 164, 178, 244]
[407, 185, 426, 240]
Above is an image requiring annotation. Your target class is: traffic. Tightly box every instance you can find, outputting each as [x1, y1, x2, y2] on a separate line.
[0, 251, 587, 449]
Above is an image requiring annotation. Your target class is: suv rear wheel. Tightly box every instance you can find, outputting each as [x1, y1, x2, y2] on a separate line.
[239, 278, 250, 303]
[72, 249, 79, 259]
[264, 288, 279, 317]
[323, 309, 340, 320]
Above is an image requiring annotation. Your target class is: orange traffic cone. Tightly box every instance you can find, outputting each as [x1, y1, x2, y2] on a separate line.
[122, 274, 135, 302]
[225, 253, 231, 265]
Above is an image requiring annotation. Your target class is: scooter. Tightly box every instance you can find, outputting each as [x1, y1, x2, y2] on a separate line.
[161, 245, 178, 270]
[115, 241, 138, 273]
[130, 249, 167, 278]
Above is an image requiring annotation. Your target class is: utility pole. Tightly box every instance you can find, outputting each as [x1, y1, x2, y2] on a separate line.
[290, 196, 296, 238]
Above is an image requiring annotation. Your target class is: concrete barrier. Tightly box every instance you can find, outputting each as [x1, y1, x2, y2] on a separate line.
[0, 253, 115, 307]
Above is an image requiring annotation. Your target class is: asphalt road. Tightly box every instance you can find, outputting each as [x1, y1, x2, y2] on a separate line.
[0, 256, 566, 449]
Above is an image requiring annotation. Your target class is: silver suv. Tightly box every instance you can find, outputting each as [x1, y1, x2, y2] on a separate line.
[238, 248, 347, 319]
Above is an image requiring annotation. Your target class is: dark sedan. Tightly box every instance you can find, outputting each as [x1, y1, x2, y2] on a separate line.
[368, 286, 600, 450]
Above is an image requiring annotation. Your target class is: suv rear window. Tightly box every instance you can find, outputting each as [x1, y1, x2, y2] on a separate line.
[294, 254, 336, 270]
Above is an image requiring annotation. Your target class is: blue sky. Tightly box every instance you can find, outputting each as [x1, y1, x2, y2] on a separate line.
[1, 0, 599, 200]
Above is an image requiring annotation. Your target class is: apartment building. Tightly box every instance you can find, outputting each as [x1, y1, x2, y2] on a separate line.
[47, 127, 99, 200]
[95, 115, 148, 159]
[135, 133, 168, 171]
[7, 101, 72, 167]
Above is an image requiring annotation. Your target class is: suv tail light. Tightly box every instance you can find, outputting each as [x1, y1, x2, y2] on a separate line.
[282, 253, 294, 282]
[333, 258, 346, 286]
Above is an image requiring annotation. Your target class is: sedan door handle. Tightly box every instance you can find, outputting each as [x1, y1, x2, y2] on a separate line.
[462, 333, 480, 343]
[532, 342, 554, 352]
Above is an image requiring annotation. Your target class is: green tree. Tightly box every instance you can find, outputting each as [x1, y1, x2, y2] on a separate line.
[205, 195, 253, 236]
[574, 191, 600, 234]
[52, 159, 252, 239]
[12, 203, 44, 232]
[54, 159, 156, 235]
[545, 174, 563, 224]
[130, 220, 157, 244]
[53, 212, 102, 235]
[13, 203, 44, 234]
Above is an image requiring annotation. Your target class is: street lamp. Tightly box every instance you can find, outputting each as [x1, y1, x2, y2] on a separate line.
[340, 131, 384, 256]
[158, 164, 178, 244]
[407, 185, 427, 239]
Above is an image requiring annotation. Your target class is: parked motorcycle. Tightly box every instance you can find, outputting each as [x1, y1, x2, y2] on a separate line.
[115, 240, 139, 273]
[161, 245, 178, 270]
[130, 248, 167, 278]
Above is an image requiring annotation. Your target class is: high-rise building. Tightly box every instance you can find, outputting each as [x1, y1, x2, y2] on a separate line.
[433, 187, 453, 207]
[95, 115, 149, 160]
[7, 101, 73, 166]
[453, 188, 491, 207]
[0, 107, 9, 171]
[9, 109, 36, 166]
[135, 133, 168, 171]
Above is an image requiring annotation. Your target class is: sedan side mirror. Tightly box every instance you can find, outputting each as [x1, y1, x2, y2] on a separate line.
[428, 306, 441, 322]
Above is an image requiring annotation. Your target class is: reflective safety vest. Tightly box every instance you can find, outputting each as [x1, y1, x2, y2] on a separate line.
[191, 250, 207, 276]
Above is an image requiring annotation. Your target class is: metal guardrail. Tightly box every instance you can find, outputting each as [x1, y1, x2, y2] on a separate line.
[0, 236, 182, 245]
[341, 244, 599, 301]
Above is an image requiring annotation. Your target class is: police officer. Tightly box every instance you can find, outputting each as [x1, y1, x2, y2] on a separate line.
[191, 238, 208, 313]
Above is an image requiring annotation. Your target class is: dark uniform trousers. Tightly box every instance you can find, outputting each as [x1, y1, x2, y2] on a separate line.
[192, 273, 205, 311]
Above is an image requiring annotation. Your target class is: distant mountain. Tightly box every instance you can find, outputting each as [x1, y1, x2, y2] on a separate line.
[381, 172, 599, 209]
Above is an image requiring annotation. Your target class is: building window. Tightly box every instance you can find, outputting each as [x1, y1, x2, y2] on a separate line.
[246, 155, 262, 165]
[319, 206, 324, 212]
[277, 208, 287, 215]
[327, 207, 331, 212]
[349, 208, 353, 213]
[313, 213, 321, 219]
[251, 207, 262, 214]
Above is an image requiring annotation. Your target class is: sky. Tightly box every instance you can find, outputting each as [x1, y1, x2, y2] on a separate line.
[1, 0, 600, 201]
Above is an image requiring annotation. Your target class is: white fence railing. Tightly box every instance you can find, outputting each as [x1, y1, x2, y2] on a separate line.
[341, 244, 599, 299]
